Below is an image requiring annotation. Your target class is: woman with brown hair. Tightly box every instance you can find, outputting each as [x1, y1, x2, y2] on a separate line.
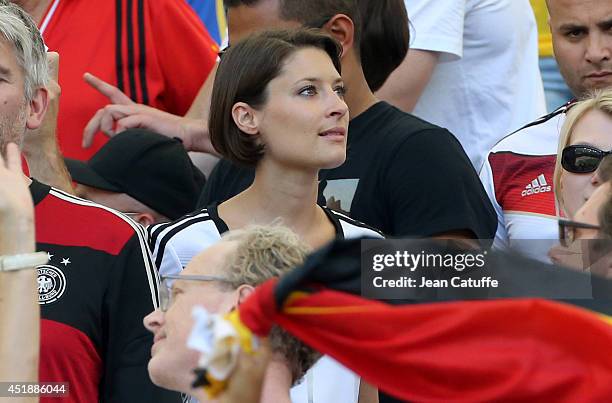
[148, 28, 382, 403]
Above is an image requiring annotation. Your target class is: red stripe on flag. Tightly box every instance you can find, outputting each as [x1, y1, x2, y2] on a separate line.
[240, 286, 612, 402]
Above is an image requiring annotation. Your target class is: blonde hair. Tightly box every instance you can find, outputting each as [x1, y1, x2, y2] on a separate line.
[221, 224, 311, 289]
[219, 224, 319, 384]
[554, 89, 612, 212]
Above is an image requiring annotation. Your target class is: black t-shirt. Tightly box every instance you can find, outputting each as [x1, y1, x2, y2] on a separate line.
[31, 180, 180, 403]
[199, 101, 496, 238]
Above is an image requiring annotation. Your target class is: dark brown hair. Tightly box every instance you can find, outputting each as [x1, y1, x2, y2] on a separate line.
[209, 29, 342, 166]
[224, 0, 362, 54]
[357, 0, 409, 91]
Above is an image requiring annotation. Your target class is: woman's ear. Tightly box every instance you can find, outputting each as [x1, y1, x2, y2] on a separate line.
[232, 102, 260, 135]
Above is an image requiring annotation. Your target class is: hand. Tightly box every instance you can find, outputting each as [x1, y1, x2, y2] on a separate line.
[0, 143, 35, 255]
[219, 340, 271, 403]
[82, 73, 216, 153]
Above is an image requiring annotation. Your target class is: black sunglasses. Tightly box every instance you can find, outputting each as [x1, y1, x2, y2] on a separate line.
[561, 145, 612, 174]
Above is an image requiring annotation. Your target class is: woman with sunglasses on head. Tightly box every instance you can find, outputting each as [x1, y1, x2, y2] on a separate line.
[147, 28, 382, 403]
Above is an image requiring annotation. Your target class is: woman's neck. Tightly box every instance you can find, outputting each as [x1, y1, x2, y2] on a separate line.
[220, 159, 325, 239]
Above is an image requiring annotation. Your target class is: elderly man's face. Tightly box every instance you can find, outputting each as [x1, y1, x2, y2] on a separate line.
[549, 0, 612, 97]
[143, 241, 239, 395]
[0, 37, 28, 152]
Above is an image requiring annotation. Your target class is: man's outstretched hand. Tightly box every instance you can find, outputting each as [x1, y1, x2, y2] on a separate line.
[82, 73, 216, 154]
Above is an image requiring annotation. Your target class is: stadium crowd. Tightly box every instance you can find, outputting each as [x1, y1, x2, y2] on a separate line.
[1, 0, 612, 402]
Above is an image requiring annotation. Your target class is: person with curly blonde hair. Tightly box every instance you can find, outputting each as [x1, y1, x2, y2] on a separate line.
[145, 225, 320, 403]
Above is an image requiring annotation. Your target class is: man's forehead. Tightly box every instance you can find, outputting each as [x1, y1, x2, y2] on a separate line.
[0, 36, 14, 62]
[227, 0, 302, 44]
[548, 0, 612, 22]
[0, 38, 19, 78]
[182, 241, 239, 277]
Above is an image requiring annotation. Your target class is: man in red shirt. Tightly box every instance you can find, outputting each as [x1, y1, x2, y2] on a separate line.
[0, 2, 180, 401]
[12, 0, 219, 160]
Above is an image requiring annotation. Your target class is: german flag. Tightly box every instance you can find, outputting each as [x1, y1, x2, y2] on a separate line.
[236, 238, 612, 402]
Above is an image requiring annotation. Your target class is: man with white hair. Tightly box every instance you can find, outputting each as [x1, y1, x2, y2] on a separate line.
[0, 2, 180, 401]
[144, 225, 322, 403]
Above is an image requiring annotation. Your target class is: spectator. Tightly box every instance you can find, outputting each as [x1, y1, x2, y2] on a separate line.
[356, 0, 409, 92]
[479, 0, 612, 261]
[196, 0, 496, 239]
[548, 90, 612, 271]
[12, 0, 219, 160]
[149, 29, 380, 403]
[377, 0, 546, 170]
[530, 0, 573, 112]
[22, 51, 74, 193]
[145, 225, 319, 403]
[0, 3, 180, 401]
[553, 90, 612, 218]
[66, 129, 206, 226]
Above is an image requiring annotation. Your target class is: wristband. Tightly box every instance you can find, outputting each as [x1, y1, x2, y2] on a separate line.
[0, 252, 49, 272]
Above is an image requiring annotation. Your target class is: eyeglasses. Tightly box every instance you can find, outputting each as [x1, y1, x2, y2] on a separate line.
[159, 274, 231, 312]
[558, 218, 601, 247]
[561, 145, 612, 174]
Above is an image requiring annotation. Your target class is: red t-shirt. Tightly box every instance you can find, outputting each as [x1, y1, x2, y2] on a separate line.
[42, 0, 218, 160]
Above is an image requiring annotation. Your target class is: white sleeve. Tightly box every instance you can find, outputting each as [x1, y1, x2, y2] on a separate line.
[147, 222, 187, 277]
[479, 153, 510, 250]
[156, 242, 184, 277]
[403, 0, 465, 59]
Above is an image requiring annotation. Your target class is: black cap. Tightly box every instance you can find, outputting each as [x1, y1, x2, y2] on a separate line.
[65, 129, 206, 220]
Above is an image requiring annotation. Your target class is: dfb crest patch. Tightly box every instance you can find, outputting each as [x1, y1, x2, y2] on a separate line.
[37, 265, 66, 305]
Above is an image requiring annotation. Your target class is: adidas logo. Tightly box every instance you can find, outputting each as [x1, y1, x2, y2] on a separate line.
[521, 174, 552, 197]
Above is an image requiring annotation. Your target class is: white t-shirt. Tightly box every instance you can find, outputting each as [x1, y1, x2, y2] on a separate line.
[479, 106, 568, 261]
[404, 0, 546, 170]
